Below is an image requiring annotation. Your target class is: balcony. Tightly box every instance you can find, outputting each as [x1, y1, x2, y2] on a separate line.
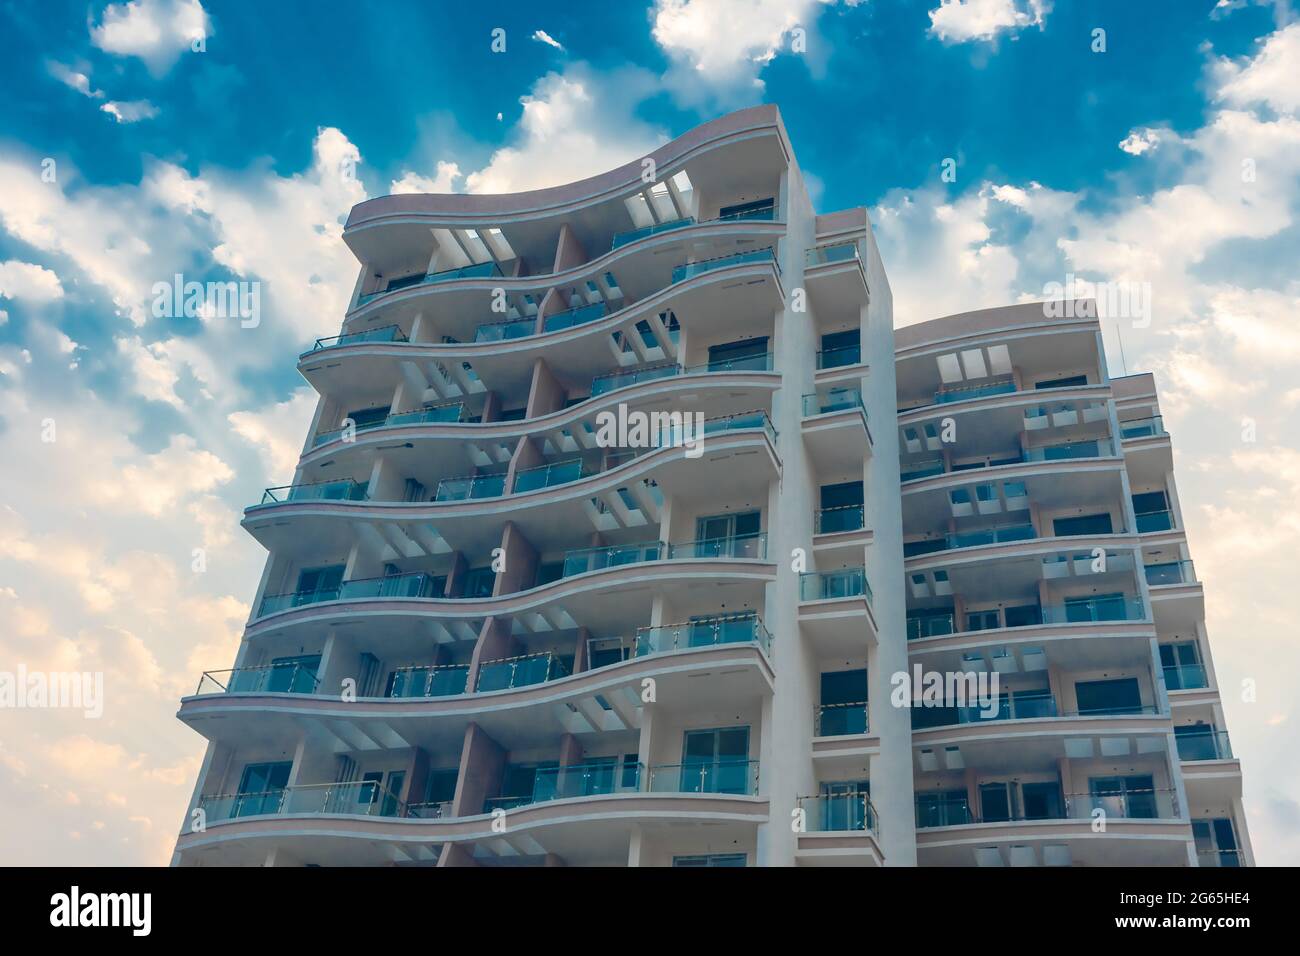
[195, 662, 320, 696]
[671, 247, 777, 284]
[1176, 729, 1233, 762]
[513, 457, 593, 494]
[387, 663, 470, 698]
[1121, 416, 1167, 439]
[543, 301, 608, 334]
[313, 402, 466, 447]
[805, 241, 859, 268]
[355, 261, 502, 308]
[610, 216, 695, 249]
[815, 504, 864, 535]
[1135, 509, 1174, 533]
[802, 386, 865, 418]
[815, 701, 869, 736]
[199, 780, 408, 822]
[476, 651, 570, 692]
[916, 788, 1181, 828]
[646, 759, 760, 795]
[589, 350, 774, 399]
[260, 477, 368, 505]
[935, 376, 1017, 405]
[484, 761, 643, 814]
[816, 342, 861, 370]
[1163, 662, 1208, 691]
[906, 595, 1148, 641]
[904, 522, 1037, 558]
[910, 692, 1059, 730]
[258, 570, 437, 618]
[1198, 849, 1243, 868]
[433, 472, 508, 501]
[473, 317, 535, 343]
[1145, 559, 1196, 586]
[795, 791, 882, 866]
[800, 567, 872, 603]
[309, 324, 407, 352]
[900, 438, 1118, 486]
[634, 613, 773, 659]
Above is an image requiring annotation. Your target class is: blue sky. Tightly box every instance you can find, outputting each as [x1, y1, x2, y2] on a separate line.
[1, 0, 1298, 865]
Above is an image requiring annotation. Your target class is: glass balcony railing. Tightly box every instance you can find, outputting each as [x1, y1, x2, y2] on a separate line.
[816, 343, 861, 368]
[805, 242, 859, 267]
[1121, 416, 1166, 439]
[610, 216, 696, 250]
[1065, 788, 1180, 820]
[671, 247, 776, 284]
[561, 540, 662, 577]
[257, 571, 440, 618]
[799, 793, 878, 833]
[1163, 662, 1208, 691]
[815, 504, 864, 534]
[800, 566, 872, 604]
[911, 693, 1059, 729]
[474, 317, 536, 342]
[1177, 729, 1233, 762]
[485, 762, 644, 814]
[1135, 509, 1174, 533]
[901, 458, 946, 482]
[647, 759, 759, 795]
[195, 662, 319, 696]
[356, 261, 501, 307]
[405, 800, 454, 820]
[513, 458, 590, 494]
[904, 523, 1037, 557]
[260, 478, 368, 505]
[433, 472, 508, 502]
[199, 781, 407, 822]
[387, 663, 470, 698]
[1145, 560, 1196, 586]
[907, 612, 957, 640]
[666, 533, 767, 560]
[1024, 437, 1115, 461]
[313, 402, 465, 447]
[802, 387, 865, 417]
[543, 302, 608, 333]
[1040, 595, 1146, 624]
[816, 701, 869, 736]
[934, 377, 1017, 405]
[590, 362, 682, 397]
[1197, 849, 1243, 868]
[476, 651, 570, 692]
[915, 798, 976, 828]
[310, 324, 408, 351]
[634, 613, 772, 658]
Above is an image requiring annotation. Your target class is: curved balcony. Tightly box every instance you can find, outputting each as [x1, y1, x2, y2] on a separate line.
[801, 386, 873, 472]
[903, 531, 1140, 572]
[915, 789, 1191, 866]
[811, 702, 877, 778]
[244, 413, 780, 558]
[176, 767, 770, 866]
[179, 615, 775, 752]
[298, 250, 784, 401]
[898, 382, 1111, 429]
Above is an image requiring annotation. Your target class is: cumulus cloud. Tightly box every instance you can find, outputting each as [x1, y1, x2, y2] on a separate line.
[0, 260, 64, 303]
[927, 0, 1049, 44]
[90, 0, 210, 76]
[100, 99, 159, 123]
[1214, 21, 1300, 116]
[47, 61, 103, 99]
[1118, 127, 1162, 155]
[227, 387, 318, 479]
[531, 29, 564, 50]
[390, 161, 462, 195]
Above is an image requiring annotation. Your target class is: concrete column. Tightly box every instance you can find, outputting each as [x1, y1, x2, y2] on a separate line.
[451, 722, 507, 818]
[467, 617, 521, 692]
[493, 522, 539, 596]
[525, 358, 567, 419]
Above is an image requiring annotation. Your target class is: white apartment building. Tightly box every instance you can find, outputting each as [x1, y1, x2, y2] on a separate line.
[172, 107, 1249, 868]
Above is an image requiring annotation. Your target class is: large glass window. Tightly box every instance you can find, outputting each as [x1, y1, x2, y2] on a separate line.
[1074, 677, 1143, 715]
[680, 726, 750, 794]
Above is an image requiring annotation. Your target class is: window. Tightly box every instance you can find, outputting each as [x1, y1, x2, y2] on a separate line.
[707, 337, 769, 370]
[1003, 604, 1042, 627]
[915, 789, 969, 827]
[1193, 818, 1240, 867]
[1089, 774, 1156, 819]
[1074, 677, 1142, 715]
[672, 853, 747, 867]
[234, 761, 291, 817]
[695, 510, 761, 557]
[680, 727, 750, 794]
[461, 566, 496, 598]
[1052, 513, 1114, 536]
[345, 405, 390, 428]
[1021, 781, 1064, 820]
[1035, 374, 1088, 389]
[295, 565, 344, 598]
[718, 197, 775, 220]
[979, 782, 1012, 822]
[966, 609, 1001, 632]
[1160, 641, 1205, 690]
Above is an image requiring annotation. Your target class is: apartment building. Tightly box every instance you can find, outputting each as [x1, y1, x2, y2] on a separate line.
[171, 107, 1249, 867]
[898, 303, 1251, 867]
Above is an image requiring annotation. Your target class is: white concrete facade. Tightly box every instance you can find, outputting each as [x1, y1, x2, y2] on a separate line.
[171, 108, 1248, 868]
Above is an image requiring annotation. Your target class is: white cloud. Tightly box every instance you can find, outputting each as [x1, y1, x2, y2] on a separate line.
[0, 260, 64, 303]
[100, 99, 160, 123]
[532, 29, 564, 51]
[461, 68, 667, 194]
[227, 387, 317, 479]
[927, 0, 1048, 44]
[1214, 21, 1300, 115]
[1118, 127, 1162, 155]
[90, 0, 210, 75]
[390, 161, 462, 195]
[47, 61, 103, 99]
[651, 0, 829, 105]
